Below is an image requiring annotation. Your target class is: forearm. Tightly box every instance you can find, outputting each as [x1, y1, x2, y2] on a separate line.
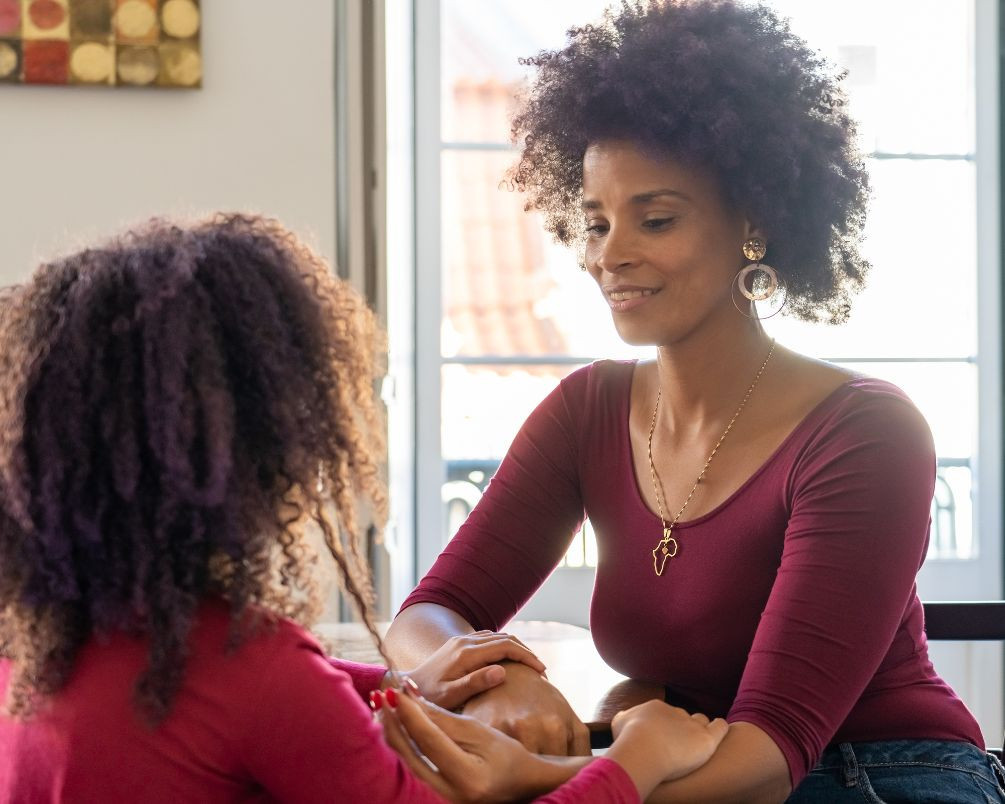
[384, 602, 475, 668]
[645, 722, 791, 804]
[605, 739, 673, 801]
[522, 755, 595, 797]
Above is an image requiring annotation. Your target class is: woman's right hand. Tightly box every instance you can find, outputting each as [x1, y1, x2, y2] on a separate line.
[606, 701, 729, 798]
[460, 660, 591, 755]
[403, 630, 547, 712]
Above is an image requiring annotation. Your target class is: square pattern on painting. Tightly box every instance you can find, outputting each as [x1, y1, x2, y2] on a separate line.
[0, 0, 199, 87]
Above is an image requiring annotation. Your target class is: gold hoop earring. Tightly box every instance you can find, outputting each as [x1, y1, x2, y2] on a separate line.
[732, 237, 786, 318]
[737, 262, 778, 301]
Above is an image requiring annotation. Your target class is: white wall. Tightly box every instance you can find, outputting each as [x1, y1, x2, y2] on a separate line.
[0, 0, 336, 284]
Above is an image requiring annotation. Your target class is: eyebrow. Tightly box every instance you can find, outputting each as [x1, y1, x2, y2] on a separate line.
[581, 189, 692, 210]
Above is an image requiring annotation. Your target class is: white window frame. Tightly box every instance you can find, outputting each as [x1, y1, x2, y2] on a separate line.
[412, 0, 445, 585]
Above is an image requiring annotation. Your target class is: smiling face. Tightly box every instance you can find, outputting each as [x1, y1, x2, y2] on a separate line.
[582, 140, 759, 346]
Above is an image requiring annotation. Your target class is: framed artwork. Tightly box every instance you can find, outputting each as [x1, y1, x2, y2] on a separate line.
[0, 0, 201, 87]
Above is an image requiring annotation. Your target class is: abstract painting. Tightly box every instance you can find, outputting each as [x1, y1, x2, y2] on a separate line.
[0, 0, 201, 87]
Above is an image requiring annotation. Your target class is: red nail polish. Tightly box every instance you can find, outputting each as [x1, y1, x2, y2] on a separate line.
[369, 690, 383, 712]
[385, 688, 400, 708]
[403, 677, 421, 697]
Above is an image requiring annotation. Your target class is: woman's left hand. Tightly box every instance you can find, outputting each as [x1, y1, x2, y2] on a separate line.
[402, 630, 547, 711]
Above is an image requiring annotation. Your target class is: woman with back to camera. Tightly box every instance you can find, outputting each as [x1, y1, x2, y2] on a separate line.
[0, 213, 729, 803]
[384, 1, 1005, 801]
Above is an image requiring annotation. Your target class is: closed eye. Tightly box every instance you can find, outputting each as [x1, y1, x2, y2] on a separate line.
[643, 218, 676, 231]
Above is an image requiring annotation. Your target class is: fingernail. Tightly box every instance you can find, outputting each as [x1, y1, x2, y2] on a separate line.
[403, 676, 421, 697]
[369, 690, 383, 712]
[385, 687, 400, 709]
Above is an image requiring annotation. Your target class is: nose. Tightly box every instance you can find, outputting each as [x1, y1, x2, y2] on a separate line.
[593, 225, 638, 274]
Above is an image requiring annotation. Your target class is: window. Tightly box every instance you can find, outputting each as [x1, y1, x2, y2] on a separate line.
[394, 0, 1001, 741]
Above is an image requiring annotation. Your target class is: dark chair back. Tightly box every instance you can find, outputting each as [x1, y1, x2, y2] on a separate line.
[922, 600, 1005, 760]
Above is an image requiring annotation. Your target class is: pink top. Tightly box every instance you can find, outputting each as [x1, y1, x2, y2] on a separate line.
[402, 360, 984, 787]
[0, 600, 637, 803]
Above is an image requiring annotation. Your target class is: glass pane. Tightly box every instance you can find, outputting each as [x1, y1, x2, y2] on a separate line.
[441, 0, 611, 143]
[441, 362, 583, 460]
[766, 158, 977, 359]
[931, 465, 974, 560]
[441, 0, 974, 153]
[441, 362, 589, 552]
[441, 148, 646, 360]
[768, 0, 974, 155]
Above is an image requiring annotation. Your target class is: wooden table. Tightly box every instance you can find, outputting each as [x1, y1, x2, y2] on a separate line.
[313, 620, 664, 747]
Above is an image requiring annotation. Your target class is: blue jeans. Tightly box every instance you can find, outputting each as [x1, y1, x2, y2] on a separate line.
[786, 740, 1005, 803]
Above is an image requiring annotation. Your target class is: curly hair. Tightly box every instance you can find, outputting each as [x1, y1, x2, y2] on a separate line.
[509, 0, 871, 323]
[0, 213, 389, 723]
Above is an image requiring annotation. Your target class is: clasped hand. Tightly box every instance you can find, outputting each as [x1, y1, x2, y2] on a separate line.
[402, 630, 589, 756]
[401, 630, 547, 711]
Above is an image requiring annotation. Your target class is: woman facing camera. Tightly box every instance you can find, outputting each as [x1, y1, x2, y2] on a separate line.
[385, 1, 1005, 802]
[0, 214, 727, 803]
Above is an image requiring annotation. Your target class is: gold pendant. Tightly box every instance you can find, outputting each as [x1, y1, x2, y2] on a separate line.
[652, 528, 678, 576]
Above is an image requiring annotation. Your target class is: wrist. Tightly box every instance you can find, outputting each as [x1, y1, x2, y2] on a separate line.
[606, 728, 669, 801]
[520, 754, 594, 797]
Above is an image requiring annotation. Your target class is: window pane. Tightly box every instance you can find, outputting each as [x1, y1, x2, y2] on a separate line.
[441, 0, 611, 143]
[441, 148, 646, 360]
[769, 0, 974, 155]
[766, 158, 977, 359]
[441, 362, 584, 550]
[441, 0, 974, 153]
[441, 362, 579, 459]
[931, 465, 974, 560]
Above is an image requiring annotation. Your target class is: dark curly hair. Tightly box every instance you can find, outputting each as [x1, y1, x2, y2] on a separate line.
[509, 0, 870, 323]
[0, 214, 389, 723]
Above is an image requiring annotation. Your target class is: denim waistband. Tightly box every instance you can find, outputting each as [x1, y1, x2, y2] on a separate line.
[814, 739, 1005, 792]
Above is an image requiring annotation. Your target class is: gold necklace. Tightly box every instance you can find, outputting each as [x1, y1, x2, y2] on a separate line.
[647, 340, 776, 576]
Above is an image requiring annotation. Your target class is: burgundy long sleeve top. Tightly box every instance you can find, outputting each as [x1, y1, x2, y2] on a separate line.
[0, 600, 637, 803]
[402, 360, 984, 787]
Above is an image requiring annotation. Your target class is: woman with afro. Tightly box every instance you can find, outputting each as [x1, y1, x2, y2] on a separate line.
[386, 1, 1003, 801]
[0, 213, 730, 802]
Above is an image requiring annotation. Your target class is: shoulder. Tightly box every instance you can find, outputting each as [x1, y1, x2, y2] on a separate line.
[819, 377, 933, 448]
[787, 375, 936, 501]
[558, 359, 635, 393]
[555, 359, 635, 413]
[190, 601, 331, 677]
[197, 609, 376, 733]
[535, 360, 635, 445]
[766, 348, 933, 455]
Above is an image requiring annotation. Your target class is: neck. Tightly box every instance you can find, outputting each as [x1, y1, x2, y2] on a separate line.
[653, 319, 773, 435]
